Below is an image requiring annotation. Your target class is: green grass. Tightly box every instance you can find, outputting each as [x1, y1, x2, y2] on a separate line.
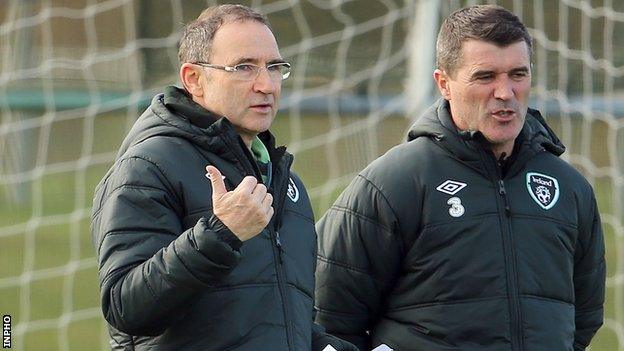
[0, 111, 621, 350]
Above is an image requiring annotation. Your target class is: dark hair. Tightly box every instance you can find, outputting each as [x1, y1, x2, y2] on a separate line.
[178, 4, 271, 64]
[436, 5, 532, 77]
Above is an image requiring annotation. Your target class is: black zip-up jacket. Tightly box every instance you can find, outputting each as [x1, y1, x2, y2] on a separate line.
[91, 87, 353, 350]
[315, 98, 605, 351]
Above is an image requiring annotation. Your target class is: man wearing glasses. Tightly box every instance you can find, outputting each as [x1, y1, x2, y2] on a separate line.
[91, 4, 356, 351]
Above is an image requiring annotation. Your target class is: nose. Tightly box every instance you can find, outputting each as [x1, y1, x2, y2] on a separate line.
[253, 68, 279, 94]
[493, 76, 514, 101]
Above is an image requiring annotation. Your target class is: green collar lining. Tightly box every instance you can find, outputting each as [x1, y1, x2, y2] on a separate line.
[251, 136, 270, 163]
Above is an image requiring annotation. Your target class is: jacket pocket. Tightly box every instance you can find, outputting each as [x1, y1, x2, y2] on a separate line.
[373, 318, 460, 351]
[409, 324, 456, 348]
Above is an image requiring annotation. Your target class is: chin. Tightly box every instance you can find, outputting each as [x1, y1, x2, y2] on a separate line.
[258, 120, 275, 132]
[484, 130, 516, 144]
[490, 125, 522, 139]
[249, 125, 272, 135]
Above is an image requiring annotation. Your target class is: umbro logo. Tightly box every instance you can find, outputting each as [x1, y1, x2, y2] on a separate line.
[436, 180, 467, 195]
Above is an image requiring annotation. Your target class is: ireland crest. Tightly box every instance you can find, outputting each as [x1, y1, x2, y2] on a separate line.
[526, 172, 559, 210]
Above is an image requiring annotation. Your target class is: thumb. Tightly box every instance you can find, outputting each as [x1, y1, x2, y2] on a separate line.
[206, 165, 227, 200]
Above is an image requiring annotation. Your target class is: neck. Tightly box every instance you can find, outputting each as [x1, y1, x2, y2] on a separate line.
[491, 142, 513, 160]
[241, 135, 253, 149]
[237, 131, 256, 150]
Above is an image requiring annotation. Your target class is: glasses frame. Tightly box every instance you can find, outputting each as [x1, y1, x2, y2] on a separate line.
[192, 61, 291, 81]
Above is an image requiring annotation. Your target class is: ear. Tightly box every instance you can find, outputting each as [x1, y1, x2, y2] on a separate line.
[180, 63, 204, 98]
[433, 69, 451, 100]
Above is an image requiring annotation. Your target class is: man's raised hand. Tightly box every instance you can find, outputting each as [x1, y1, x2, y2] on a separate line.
[206, 165, 274, 241]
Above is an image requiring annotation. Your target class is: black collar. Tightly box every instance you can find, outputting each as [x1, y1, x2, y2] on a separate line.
[163, 86, 220, 129]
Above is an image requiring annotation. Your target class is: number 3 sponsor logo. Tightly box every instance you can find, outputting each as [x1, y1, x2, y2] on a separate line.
[447, 197, 465, 218]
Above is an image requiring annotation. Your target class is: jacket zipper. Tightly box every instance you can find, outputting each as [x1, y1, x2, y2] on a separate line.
[269, 227, 292, 348]
[275, 230, 284, 264]
[479, 144, 523, 351]
[269, 154, 294, 350]
[498, 180, 511, 216]
[232, 133, 294, 349]
[496, 177, 523, 351]
[213, 129, 295, 348]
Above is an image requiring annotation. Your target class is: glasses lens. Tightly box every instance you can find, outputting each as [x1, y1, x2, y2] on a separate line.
[267, 63, 291, 81]
[279, 64, 291, 80]
[232, 64, 258, 80]
[231, 63, 291, 81]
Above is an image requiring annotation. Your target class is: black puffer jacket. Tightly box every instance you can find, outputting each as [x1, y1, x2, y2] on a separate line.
[315, 99, 605, 351]
[92, 87, 332, 350]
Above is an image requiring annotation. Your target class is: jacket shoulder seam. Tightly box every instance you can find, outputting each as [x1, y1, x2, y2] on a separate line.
[92, 153, 181, 219]
[92, 183, 172, 219]
[325, 205, 394, 233]
[316, 254, 370, 275]
[356, 174, 405, 239]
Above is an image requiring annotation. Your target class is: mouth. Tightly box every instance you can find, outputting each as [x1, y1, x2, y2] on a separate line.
[491, 109, 516, 122]
[249, 103, 273, 114]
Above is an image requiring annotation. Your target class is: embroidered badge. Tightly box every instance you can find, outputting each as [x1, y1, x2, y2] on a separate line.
[447, 197, 465, 217]
[287, 177, 299, 202]
[526, 172, 559, 210]
[436, 180, 467, 195]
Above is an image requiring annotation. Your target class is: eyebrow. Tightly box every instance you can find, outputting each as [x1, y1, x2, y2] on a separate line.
[470, 66, 530, 79]
[509, 66, 530, 74]
[470, 70, 495, 79]
[230, 56, 286, 66]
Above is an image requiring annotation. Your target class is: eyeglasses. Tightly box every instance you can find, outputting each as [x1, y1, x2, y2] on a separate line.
[193, 61, 291, 81]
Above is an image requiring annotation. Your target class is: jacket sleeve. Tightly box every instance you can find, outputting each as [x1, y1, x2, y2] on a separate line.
[573, 193, 606, 350]
[92, 156, 242, 336]
[311, 322, 359, 351]
[315, 174, 406, 350]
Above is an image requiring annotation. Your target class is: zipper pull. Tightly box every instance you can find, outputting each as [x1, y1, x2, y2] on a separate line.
[498, 179, 506, 195]
[275, 231, 284, 264]
[498, 180, 511, 216]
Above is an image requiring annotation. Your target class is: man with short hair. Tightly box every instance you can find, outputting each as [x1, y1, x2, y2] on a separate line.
[315, 5, 605, 351]
[92, 4, 356, 350]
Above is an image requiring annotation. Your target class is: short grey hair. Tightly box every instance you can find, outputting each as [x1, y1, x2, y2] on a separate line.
[436, 5, 532, 77]
[178, 4, 271, 64]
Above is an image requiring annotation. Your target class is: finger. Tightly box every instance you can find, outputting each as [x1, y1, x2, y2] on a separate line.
[206, 165, 227, 200]
[265, 205, 274, 219]
[235, 176, 258, 194]
[251, 183, 268, 201]
[262, 193, 273, 208]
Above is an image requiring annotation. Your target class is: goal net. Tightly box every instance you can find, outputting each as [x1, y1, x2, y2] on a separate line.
[0, 0, 621, 350]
